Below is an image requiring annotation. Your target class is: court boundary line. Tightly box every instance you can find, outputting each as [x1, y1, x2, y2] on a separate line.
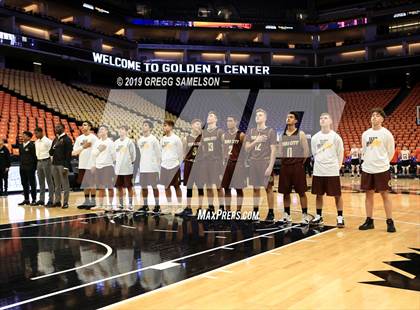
[0, 236, 112, 280]
[0, 223, 304, 310]
[0, 213, 108, 232]
[100, 226, 338, 310]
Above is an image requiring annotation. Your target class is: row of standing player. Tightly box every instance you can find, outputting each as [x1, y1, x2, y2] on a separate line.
[72, 108, 396, 232]
[349, 144, 414, 177]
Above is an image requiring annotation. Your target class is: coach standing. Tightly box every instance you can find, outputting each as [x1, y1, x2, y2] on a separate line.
[18, 131, 37, 206]
[0, 138, 11, 197]
[34, 127, 54, 206]
[49, 124, 72, 209]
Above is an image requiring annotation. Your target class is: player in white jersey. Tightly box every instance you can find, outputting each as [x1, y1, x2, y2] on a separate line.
[310, 113, 344, 228]
[359, 108, 396, 233]
[90, 125, 116, 211]
[160, 119, 183, 214]
[349, 144, 360, 177]
[114, 125, 136, 211]
[399, 146, 411, 175]
[73, 121, 98, 209]
[137, 120, 161, 214]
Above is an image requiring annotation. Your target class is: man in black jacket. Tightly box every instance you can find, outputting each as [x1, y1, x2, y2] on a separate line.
[50, 124, 72, 209]
[18, 131, 37, 205]
[0, 138, 11, 197]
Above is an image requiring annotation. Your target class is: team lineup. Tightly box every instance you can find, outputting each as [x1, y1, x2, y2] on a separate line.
[11, 107, 397, 232]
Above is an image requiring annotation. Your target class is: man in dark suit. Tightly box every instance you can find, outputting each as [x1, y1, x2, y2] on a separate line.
[49, 124, 72, 209]
[0, 138, 11, 197]
[18, 131, 37, 205]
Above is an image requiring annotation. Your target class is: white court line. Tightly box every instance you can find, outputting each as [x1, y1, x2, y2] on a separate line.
[100, 227, 337, 310]
[202, 275, 217, 279]
[154, 229, 178, 233]
[121, 225, 136, 229]
[218, 269, 233, 273]
[0, 236, 112, 281]
[221, 247, 234, 250]
[261, 236, 273, 239]
[0, 224, 300, 310]
[0, 213, 108, 232]
[216, 236, 227, 239]
[256, 227, 279, 231]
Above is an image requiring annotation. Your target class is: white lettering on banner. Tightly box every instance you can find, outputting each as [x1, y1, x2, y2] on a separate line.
[92, 52, 271, 75]
[92, 52, 142, 71]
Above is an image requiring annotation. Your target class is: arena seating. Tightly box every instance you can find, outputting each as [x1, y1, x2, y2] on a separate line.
[0, 69, 190, 139]
[336, 89, 399, 152]
[385, 83, 420, 153]
[0, 90, 80, 156]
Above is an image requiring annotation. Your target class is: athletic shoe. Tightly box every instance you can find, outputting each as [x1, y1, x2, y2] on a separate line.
[265, 211, 275, 222]
[281, 213, 292, 224]
[337, 216, 345, 228]
[310, 214, 324, 226]
[62, 203, 69, 209]
[118, 204, 124, 211]
[351, 174, 354, 178]
[53, 202, 62, 208]
[18, 200, 29, 206]
[36, 200, 45, 206]
[46, 201, 53, 208]
[207, 205, 215, 215]
[219, 205, 225, 211]
[77, 201, 90, 209]
[137, 205, 149, 214]
[91, 206, 104, 211]
[301, 213, 311, 225]
[359, 218, 374, 230]
[386, 219, 396, 233]
[126, 205, 134, 212]
[30, 201, 38, 206]
[175, 207, 193, 217]
[152, 205, 161, 215]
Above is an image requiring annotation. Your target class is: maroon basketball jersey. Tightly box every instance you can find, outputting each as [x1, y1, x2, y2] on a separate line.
[247, 127, 277, 161]
[200, 127, 223, 161]
[224, 130, 244, 162]
[280, 129, 305, 165]
[185, 134, 201, 162]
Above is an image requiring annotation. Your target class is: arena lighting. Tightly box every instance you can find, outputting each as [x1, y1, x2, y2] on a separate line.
[154, 51, 183, 57]
[102, 44, 113, 51]
[61, 16, 74, 23]
[82, 3, 94, 10]
[115, 28, 125, 35]
[272, 55, 294, 60]
[288, 44, 295, 48]
[389, 21, 420, 29]
[19, 25, 48, 36]
[95, 7, 109, 14]
[215, 33, 223, 41]
[33, 62, 42, 66]
[62, 34, 73, 41]
[341, 50, 365, 56]
[230, 53, 250, 58]
[201, 52, 225, 57]
[23, 4, 38, 12]
[386, 45, 402, 50]
[336, 41, 344, 46]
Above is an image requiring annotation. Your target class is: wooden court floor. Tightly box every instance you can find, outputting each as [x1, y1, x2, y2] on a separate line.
[0, 177, 419, 310]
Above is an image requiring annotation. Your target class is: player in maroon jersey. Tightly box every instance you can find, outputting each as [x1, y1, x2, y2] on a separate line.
[198, 111, 225, 213]
[245, 108, 277, 221]
[278, 112, 310, 224]
[176, 119, 204, 217]
[221, 115, 246, 213]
